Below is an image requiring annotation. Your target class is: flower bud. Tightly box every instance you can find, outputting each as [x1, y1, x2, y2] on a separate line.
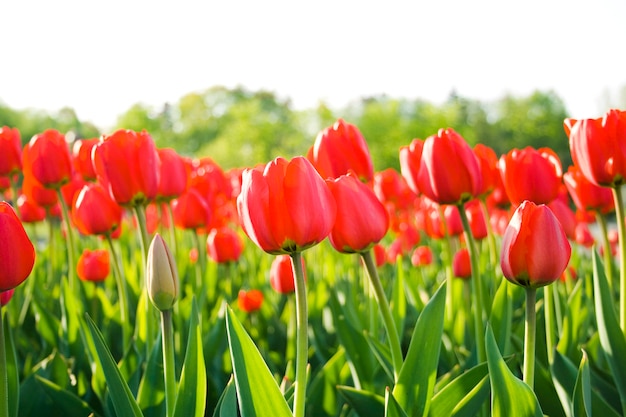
[146, 234, 179, 311]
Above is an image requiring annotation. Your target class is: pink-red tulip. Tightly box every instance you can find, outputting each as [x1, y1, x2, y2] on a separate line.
[77, 249, 110, 282]
[72, 183, 123, 236]
[0, 202, 36, 291]
[22, 129, 73, 189]
[171, 188, 211, 230]
[399, 138, 424, 196]
[72, 138, 99, 181]
[0, 126, 22, 177]
[206, 227, 244, 263]
[269, 254, 306, 294]
[411, 246, 433, 267]
[453, 248, 472, 279]
[563, 164, 614, 215]
[238, 289, 264, 313]
[156, 148, 188, 201]
[0, 289, 15, 307]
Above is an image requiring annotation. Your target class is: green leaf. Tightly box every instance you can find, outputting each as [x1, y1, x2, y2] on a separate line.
[85, 313, 144, 417]
[137, 334, 165, 417]
[3, 312, 19, 417]
[572, 351, 591, 417]
[391, 256, 406, 346]
[489, 278, 512, 354]
[174, 298, 207, 417]
[225, 305, 292, 417]
[34, 375, 95, 416]
[485, 324, 543, 417]
[212, 376, 238, 417]
[393, 281, 446, 417]
[363, 331, 394, 384]
[591, 249, 626, 409]
[385, 388, 409, 417]
[337, 385, 385, 417]
[429, 361, 490, 417]
[306, 349, 349, 417]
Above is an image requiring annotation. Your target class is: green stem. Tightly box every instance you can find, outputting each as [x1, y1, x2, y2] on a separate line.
[0, 309, 8, 417]
[166, 204, 178, 260]
[437, 205, 455, 324]
[523, 287, 537, 388]
[361, 250, 403, 383]
[290, 251, 308, 417]
[133, 205, 151, 270]
[458, 203, 486, 363]
[56, 189, 77, 292]
[595, 212, 614, 291]
[161, 309, 176, 417]
[192, 231, 206, 291]
[106, 234, 130, 352]
[479, 198, 498, 269]
[612, 186, 626, 336]
[543, 285, 556, 364]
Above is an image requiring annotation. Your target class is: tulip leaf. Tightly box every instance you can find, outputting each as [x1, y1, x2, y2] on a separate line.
[489, 278, 512, 354]
[337, 385, 385, 417]
[572, 350, 591, 417]
[174, 298, 207, 417]
[364, 331, 394, 383]
[306, 349, 350, 417]
[3, 312, 19, 417]
[225, 305, 292, 417]
[391, 256, 406, 346]
[429, 361, 491, 417]
[485, 324, 543, 417]
[212, 376, 238, 417]
[34, 374, 95, 416]
[591, 249, 626, 410]
[393, 281, 446, 417]
[136, 333, 165, 417]
[385, 388, 409, 417]
[85, 313, 144, 417]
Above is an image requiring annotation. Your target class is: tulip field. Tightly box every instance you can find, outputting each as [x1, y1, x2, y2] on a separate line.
[2, 112, 626, 417]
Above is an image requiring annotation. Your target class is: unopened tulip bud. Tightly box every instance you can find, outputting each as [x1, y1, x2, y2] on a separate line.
[147, 234, 179, 311]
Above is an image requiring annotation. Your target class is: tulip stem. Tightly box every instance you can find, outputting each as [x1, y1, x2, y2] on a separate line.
[479, 198, 498, 269]
[0, 309, 8, 417]
[133, 205, 151, 271]
[166, 204, 178, 260]
[361, 250, 403, 383]
[290, 251, 308, 417]
[595, 212, 614, 291]
[458, 203, 486, 363]
[543, 285, 556, 364]
[160, 309, 177, 417]
[523, 287, 537, 388]
[56, 189, 77, 292]
[612, 186, 626, 336]
[106, 234, 130, 352]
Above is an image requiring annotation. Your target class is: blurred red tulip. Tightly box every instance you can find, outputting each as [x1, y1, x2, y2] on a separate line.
[0, 126, 22, 177]
[72, 183, 123, 236]
[238, 289, 264, 313]
[0, 289, 15, 307]
[237, 156, 336, 255]
[563, 164, 614, 215]
[22, 129, 73, 189]
[307, 119, 374, 181]
[399, 138, 424, 196]
[270, 254, 306, 294]
[500, 201, 571, 288]
[157, 148, 188, 201]
[172, 188, 211, 230]
[77, 249, 110, 282]
[17, 194, 46, 223]
[473, 143, 501, 198]
[453, 248, 472, 279]
[0, 202, 36, 291]
[206, 227, 244, 263]
[498, 147, 562, 206]
[72, 138, 99, 181]
[21, 173, 58, 208]
[565, 109, 626, 187]
[411, 245, 433, 267]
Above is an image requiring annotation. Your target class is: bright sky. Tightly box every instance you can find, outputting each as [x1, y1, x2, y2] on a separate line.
[2, 0, 625, 131]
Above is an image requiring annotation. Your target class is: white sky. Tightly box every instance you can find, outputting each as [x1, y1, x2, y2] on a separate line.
[1, 0, 625, 131]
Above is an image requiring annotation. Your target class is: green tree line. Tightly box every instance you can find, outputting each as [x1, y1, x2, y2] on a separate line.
[1, 85, 578, 171]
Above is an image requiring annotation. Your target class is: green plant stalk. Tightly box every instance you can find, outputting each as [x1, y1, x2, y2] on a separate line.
[523, 287, 537, 388]
[133, 205, 151, 270]
[612, 185, 626, 336]
[161, 309, 176, 417]
[479, 197, 498, 268]
[192, 231, 206, 291]
[106, 234, 130, 351]
[543, 285, 556, 364]
[436, 205, 456, 324]
[57, 189, 77, 292]
[457, 203, 486, 363]
[165, 204, 178, 260]
[361, 250, 403, 383]
[290, 251, 308, 417]
[0, 309, 8, 417]
[595, 211, 614, 291]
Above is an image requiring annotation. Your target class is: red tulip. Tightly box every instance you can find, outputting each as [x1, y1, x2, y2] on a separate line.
[575, 222, 595, 248]
[326, 172, 389, 253]
[22, 129, 73, 189]
[465, 199, 488, 240]
[372, 244, 387, 267]
[77, 249, 110, 282]
[0, 126, 22, 177]
[547, 198, 577, 240]
[157, 148, 188, 201]
[92, 129, 160, 206]
[21, 173, 58, 208]
[72, 138, 99, 181]
[0, 289, 15, 307]
[563, 164, 614, 215]
[565, 109, 626, 187]
[500, 201, 571, 288]
[0, 202, 36, 291]
[171, 188, 210, 230]
[473, 143, 500, 197]
[206, 227, 244, 263]
[498, 147, 563, 206]
[453, 248, 472, 279]
[307, 119, 374, 181]
[72, 183, 123, 236]
[237, 156, 336, 255]
[373, 168, 416, 210]
[17, 194, 46, 223]
[416, 128, 482, 205]
[237, 289, 263, 313]
[270, 254, 306, 294]
[399, 138, 424, 196]
[411, 245, 433, 267]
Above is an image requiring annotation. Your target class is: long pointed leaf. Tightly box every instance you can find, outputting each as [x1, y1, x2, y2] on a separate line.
[429, 361, 491, 417]
[337, 385, 385, 417]
[572, 351, 591, 417]
[225, 305, 292, 417]
[393, 281, 446, 417]
[385, 388, 409, 417]
[3, 312, 18, 417]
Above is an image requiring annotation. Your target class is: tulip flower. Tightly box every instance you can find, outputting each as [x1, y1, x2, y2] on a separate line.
[21, 173, 58, 209]
[17, 194, 46, 224]
[498, 146, 563, 207]
[411, 245, 433, 267]
[171, 188, 211, 230]
[22, 129, 73, 190]
[473, 143, 500, 198]
[0, 289, 14, 307]
[0, 126, 22, 177]
[373, 168, 417, 210]
[563, 164, 614, 215]
[237, 156, 336, 255]
[399, 138, 424, 196]
[237, 289, 264, 313]
[72, 183, 123, 236]
[72, 138, 99, 181]
[206, 227, 244, 263]
[307, 119, 373, 181]
[156, 148, 188, 202]
[92, 129, 160, 207]
[270, 254, 306, 294]
[500, 200, 571, 387]
[0, 202, 36, 291]
[326, 172, 389, 253]
[453, 248, 472, 279]
[147, 234, 179, 312]
[416, 128, 482, 205]
[77, 249, 110, 282]
[372, 243, 387, 267]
